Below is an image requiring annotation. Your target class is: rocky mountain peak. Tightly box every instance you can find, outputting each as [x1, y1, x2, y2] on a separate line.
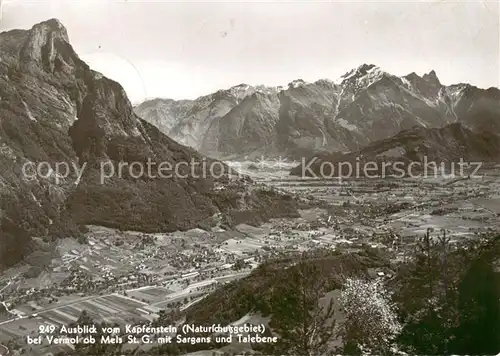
[26, 18, 70, 49]
[332, 64, 385, 96]
[357, 63, 378, 74]
[405, 72, 419, 80]
[232, 83, 250, 89]
[340, 63, 379, 80]
[228, 83, 255, 100]
[288, 79, 306, 89]
[20, 18, 74, 73]
[335, 64, 384, 89]
[422, 69, 441, 86]
[37, 18, 68, 34]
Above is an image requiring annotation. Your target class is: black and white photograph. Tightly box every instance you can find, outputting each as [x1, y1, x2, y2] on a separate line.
[0, 1, 499, 355]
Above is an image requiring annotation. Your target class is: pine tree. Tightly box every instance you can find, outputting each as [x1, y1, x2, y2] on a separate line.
[452, 251, 500, 354]
[266, 254, 336, 356]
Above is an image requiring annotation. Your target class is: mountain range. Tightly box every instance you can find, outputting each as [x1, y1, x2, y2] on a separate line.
[135, 64, 500, 160]
[0, 19, 298, 268]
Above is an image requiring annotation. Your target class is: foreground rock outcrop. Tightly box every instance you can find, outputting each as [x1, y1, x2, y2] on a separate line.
[0, 19, 298, 268]
[135, 64, 500, 160]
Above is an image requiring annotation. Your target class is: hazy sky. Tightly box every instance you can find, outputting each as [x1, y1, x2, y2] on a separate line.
[1, 0, 498, 104]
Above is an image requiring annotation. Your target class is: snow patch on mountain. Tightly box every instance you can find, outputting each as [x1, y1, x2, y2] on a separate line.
[229, 84, 254, 101]
[339, 64, 383, 87]
[288, 79, 306, 89]
[376, 146, 406, 158]
[22, 101, 37, 122]
[400, 77, 412, 91]
[337, 118, 359, 132]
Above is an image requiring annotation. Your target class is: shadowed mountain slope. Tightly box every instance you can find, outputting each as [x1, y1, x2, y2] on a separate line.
[290, 123, 500, 177]
[0, 19, 298, 268]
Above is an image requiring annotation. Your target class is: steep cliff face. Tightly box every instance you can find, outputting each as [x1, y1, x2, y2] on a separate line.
[136, 64, 500, 160]
[0, 19, 298, 268]
[205, 91, 281, 157]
